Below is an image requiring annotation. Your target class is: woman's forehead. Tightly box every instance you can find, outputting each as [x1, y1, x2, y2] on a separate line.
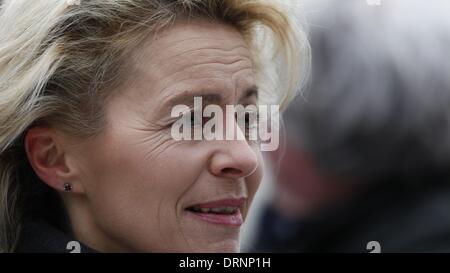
[124, 20, 256, 107]
[136, 19, 251, 63]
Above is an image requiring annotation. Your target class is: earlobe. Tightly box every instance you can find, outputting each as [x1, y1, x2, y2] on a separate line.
[63, 182, 73, 192]
[24, 127, 81, 193]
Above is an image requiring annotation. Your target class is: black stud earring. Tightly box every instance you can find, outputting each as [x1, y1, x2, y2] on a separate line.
[63, 183, 72, 192]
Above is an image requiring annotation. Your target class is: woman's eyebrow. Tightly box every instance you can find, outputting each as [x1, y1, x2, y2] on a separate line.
[161, 85, 259, 112]
[240, 85, 259, 102]
[164, 92, 222, 110]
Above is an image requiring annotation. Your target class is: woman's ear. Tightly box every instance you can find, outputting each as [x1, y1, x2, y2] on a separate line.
[24, 127, 84, 194]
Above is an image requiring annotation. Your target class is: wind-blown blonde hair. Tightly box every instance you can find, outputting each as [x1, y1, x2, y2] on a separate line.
[0, 0, 310, 252]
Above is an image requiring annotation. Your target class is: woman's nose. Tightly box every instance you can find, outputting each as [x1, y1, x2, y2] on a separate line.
[209, 137, 259, 180]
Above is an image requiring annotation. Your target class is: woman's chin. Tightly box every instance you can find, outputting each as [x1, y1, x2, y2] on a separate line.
[177, 214, 243, 252]
[187, 239, 241, 253]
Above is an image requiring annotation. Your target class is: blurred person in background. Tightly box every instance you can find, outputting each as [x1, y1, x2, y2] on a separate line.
[249, 0, 450, 252]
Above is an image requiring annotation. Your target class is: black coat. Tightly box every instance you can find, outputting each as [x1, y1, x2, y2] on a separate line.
[15, 218, 97, 253]
[14, 183, 97, 253]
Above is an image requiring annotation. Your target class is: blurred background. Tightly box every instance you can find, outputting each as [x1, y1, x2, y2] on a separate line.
[241, 0, 450, 253]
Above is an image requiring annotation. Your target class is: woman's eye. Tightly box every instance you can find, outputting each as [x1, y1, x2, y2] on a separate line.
[245, 112, 259, 129]
[239, 111, 258, 130]
[186, 110, 203, 128]
[238, 111, 259, 141]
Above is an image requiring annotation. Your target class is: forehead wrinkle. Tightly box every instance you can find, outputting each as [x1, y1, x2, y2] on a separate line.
[136, 44, 253, 83]
[161, 59, 253, 78]
[145, 53, 253, 88]
[157, 76, 236, 96]
[155, 45, 252, 67]
[147, 41, 252, 71]
[152, 37, 248, 51]
[152, 56, 254, 101]
[143, 41, 251, 64]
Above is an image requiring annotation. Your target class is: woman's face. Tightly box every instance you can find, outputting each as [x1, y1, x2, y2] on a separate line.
[63, 20, 263, 252]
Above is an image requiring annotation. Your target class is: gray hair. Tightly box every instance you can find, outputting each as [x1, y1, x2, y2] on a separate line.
[286, 0, 450, 181]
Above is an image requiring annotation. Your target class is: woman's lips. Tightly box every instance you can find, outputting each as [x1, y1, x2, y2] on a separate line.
[188, 209, 243, 227]
[185, 198, 245, 227]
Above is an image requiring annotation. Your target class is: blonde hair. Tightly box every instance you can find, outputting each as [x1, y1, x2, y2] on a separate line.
[0, 0, 310, 252]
